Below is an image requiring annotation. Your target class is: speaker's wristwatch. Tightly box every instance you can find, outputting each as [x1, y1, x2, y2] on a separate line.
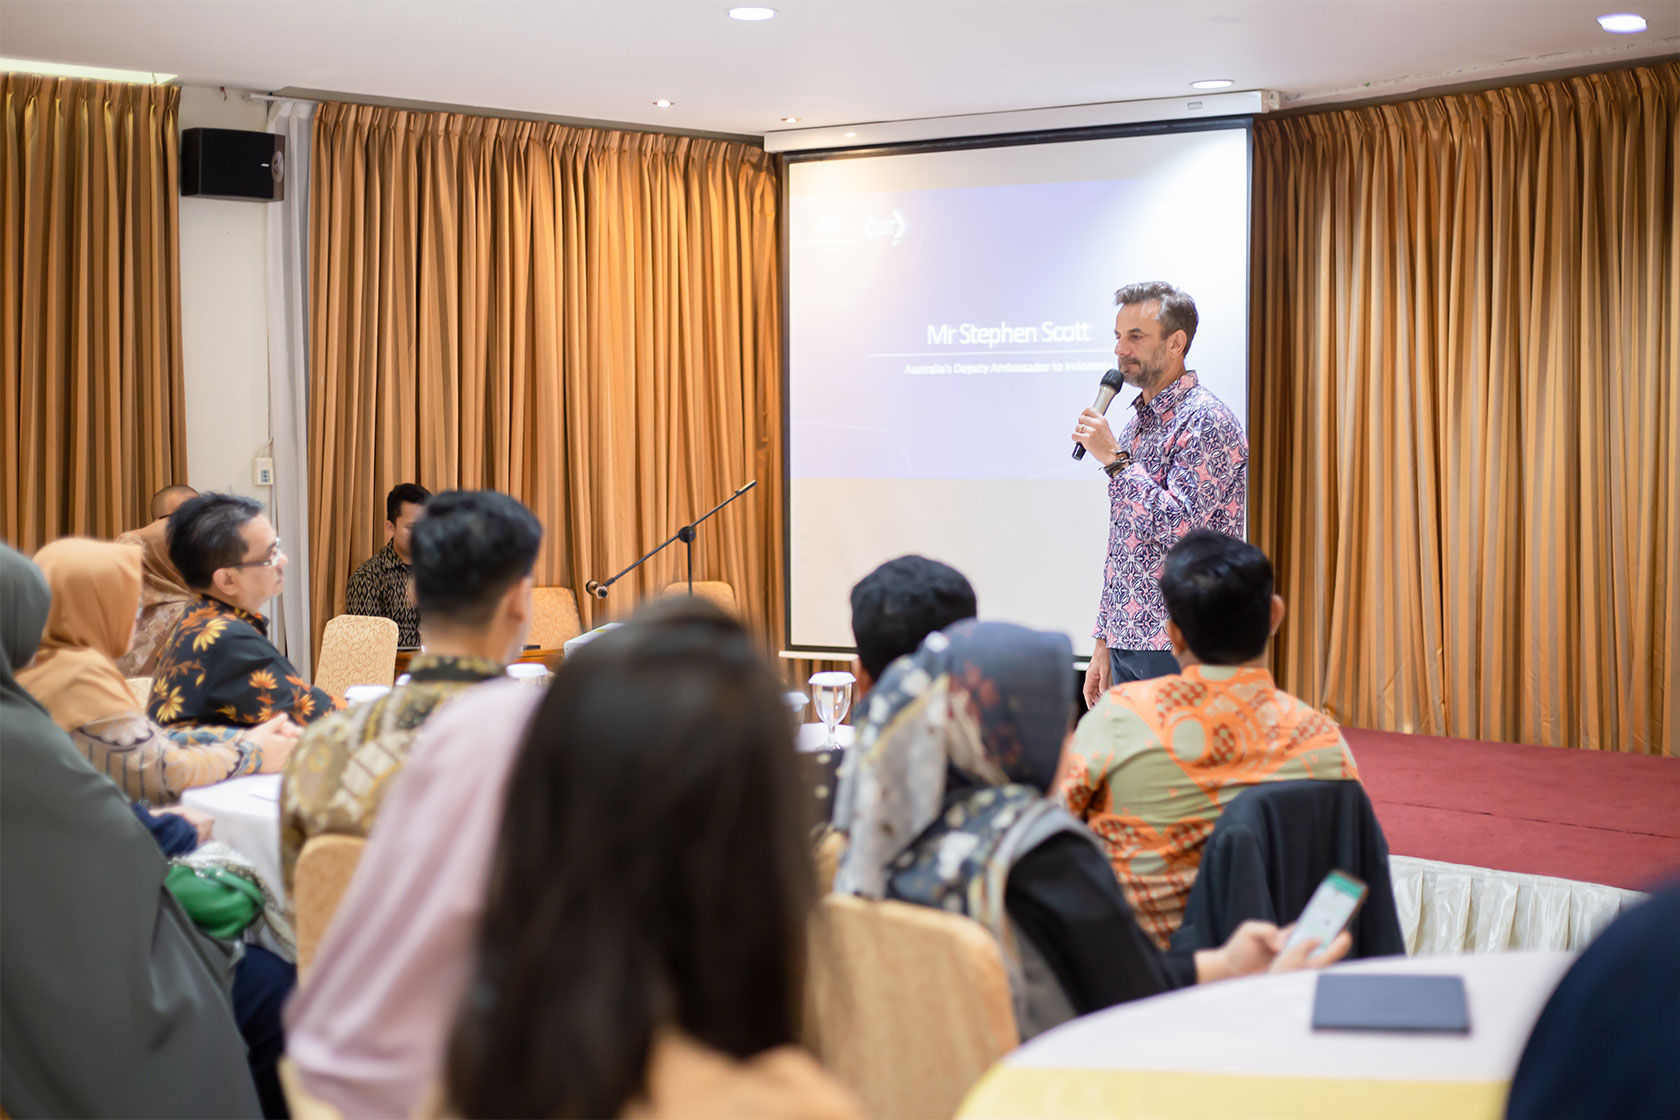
[1103, 452, 1132, 478]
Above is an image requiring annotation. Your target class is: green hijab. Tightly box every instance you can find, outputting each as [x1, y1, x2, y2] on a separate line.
[0, 543, 261, 1118]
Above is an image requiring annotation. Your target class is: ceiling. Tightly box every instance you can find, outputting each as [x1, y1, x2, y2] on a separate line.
[2, 0, 1675, 137]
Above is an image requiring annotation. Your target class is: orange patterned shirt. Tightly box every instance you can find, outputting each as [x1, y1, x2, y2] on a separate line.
[1060, 665, 1359, 948]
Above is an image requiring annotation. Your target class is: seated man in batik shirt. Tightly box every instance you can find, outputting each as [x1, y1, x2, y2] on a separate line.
[148, 493, 343, 729]
[1060, 531, 1361, 948]
[344, 483, 431, 647]
[280, 489, 542, 891]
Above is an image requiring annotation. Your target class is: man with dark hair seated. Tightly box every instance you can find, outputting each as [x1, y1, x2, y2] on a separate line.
[847, 554, 978, 695]
[345, 482, 432, 647]
[149, 492, 340, 734]
[1060, 529, 1360, 948]
[280, 489, 542, 890]
[826, 556, 979, 840]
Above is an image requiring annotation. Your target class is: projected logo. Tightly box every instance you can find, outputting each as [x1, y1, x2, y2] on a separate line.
[805, 209, 910, 250]
[865, 209, 909, 245]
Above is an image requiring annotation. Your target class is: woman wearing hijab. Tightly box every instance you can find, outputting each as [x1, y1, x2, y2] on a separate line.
[833, 620, 1346, 1040]
[115, 494, 199, 675]
[16, 538, 299, 804]
[0, 542, 262, 1118]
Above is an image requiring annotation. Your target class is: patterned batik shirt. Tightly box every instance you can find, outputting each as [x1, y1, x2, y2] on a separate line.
[345, 541, 420, 647]
[1093, 371, 1247, 651]
[148, 597, 345, 728]
[279, 653, 504, 891]
[1060, 665, 1360, 947]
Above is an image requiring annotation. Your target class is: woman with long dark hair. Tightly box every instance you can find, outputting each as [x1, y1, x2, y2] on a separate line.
[445, 598, 859, 1118]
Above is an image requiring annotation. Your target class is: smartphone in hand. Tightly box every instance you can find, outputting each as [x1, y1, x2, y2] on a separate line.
[1285, 870, 1368, 958]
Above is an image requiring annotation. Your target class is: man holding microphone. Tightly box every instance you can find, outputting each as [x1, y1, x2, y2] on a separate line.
[1071, 282, 1248, 705]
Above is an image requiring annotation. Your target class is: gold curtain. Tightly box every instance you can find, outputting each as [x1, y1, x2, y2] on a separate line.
[1252, 62, 1678, 755]
[308, 103, 784, 660]
[2, 76, 186, 552]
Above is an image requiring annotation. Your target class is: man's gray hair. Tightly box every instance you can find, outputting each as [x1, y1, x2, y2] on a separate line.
[1114, 281, 1199, 357]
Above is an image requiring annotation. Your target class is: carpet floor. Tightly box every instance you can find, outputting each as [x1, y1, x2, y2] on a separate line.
[1344, 728, 1680, 892]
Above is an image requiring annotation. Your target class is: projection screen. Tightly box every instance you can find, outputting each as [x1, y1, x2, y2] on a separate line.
[785, 122, 1251, 657]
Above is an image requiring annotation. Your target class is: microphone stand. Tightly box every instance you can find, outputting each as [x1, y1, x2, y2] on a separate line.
[585, 479, 758, 602]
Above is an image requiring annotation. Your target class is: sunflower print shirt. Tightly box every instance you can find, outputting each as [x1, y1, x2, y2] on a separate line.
[149, 596, 345, 728]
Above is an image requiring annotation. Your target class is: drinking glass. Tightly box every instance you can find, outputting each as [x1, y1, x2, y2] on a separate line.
[808, 671, 855, 750]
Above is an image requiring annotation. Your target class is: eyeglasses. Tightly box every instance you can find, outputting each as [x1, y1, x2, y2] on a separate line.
[226, 538, 285, 569]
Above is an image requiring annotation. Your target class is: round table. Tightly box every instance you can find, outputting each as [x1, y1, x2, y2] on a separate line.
[181, 772, 286, 907]
[958, 951, 1574, 1120]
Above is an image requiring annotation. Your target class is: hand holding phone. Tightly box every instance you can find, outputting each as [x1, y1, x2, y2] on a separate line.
[1285, 870, 1368, 959]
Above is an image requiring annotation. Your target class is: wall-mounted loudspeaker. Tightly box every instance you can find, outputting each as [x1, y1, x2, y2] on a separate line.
[180, 128, 285, 202]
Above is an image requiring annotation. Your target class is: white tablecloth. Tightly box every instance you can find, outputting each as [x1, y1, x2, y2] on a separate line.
[1390, 855, 1645, 956]
[796, 723, 856, 752]
[960, 950, 1575, 1119]
[181, 773, 286, 908]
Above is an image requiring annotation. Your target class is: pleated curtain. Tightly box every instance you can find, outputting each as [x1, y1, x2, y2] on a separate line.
[307, 103, 783, 661]
[1251, 62, 1677, 755]
[2, 75, 186, 552]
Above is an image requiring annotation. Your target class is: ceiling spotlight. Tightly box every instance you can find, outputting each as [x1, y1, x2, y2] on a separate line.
[1596, 12, 1647, 31]
[780, 116, 801, 123]
[843, 131, 857, 138]
[729, 6, 777, 19]
[652, 98, 674, 108]
[1190, 78, 1235, 90]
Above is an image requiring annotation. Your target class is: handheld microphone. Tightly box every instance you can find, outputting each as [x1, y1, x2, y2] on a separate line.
[1072, 368, 1127, 460]
[584, 579, 608, 599]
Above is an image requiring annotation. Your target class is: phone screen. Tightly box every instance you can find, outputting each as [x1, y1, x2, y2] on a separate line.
[1284, 870, 1368, 956]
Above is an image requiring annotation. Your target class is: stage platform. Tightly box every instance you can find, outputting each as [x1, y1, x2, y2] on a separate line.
[1348, 729, 1680, 891]
[1346, 729, 1678, 953]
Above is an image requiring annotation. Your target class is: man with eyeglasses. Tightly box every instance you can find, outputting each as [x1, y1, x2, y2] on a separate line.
[147, 493, 343, 733]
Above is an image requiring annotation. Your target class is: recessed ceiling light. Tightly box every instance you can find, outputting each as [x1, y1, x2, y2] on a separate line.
[729, 6, 777, 20]
[1190, 79, 1235, 90]
[1596, 12, 1647, 31]
[781, 116, 801, 123]
[0, 57, 176, 84]
[843, 131, 857, 138]
[652, 98, 674, 108]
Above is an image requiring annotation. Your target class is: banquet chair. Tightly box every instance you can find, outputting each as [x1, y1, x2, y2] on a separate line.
[814, 829, 847, 893]
[293, 835, 368, 979]
[663, 580, 738, 614]
[529, 586, 583, 650]
[312, 615, 398, 699]
[804, 895, 1017, 1119]
[1168, 779, 1407, 959]
[125, 676, 153, 707]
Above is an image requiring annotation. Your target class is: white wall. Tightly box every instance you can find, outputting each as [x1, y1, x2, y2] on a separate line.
[177, 85, 272, 503]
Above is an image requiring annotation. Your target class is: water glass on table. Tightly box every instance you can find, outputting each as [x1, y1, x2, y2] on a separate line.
[808, 671, 854, 750]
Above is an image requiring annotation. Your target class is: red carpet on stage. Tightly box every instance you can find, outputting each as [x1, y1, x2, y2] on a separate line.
[1346, 729, 1680, 892]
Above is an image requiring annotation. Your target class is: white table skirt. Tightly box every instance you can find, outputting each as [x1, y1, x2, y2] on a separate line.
[181, 773, 286, 908]
[1390, 854, 1645, 956]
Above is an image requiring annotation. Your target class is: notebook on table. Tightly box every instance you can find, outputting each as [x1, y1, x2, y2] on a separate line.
[1312, 974, 1471, 1034]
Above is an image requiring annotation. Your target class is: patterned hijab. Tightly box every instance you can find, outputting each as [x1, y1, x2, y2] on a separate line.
[15, 538, 147, 730]
[833, 620, 1077, 923]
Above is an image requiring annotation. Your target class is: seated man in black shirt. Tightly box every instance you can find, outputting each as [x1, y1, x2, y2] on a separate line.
[345, 483, 431, 647]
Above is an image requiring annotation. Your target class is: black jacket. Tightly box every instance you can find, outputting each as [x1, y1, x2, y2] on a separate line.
[1169, 779, 1407, 959]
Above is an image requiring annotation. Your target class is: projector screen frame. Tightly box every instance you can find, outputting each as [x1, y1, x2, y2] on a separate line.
[777, 116, 1256, 657]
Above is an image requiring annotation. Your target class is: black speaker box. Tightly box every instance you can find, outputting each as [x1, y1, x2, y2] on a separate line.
[180, 128, 285, 202]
